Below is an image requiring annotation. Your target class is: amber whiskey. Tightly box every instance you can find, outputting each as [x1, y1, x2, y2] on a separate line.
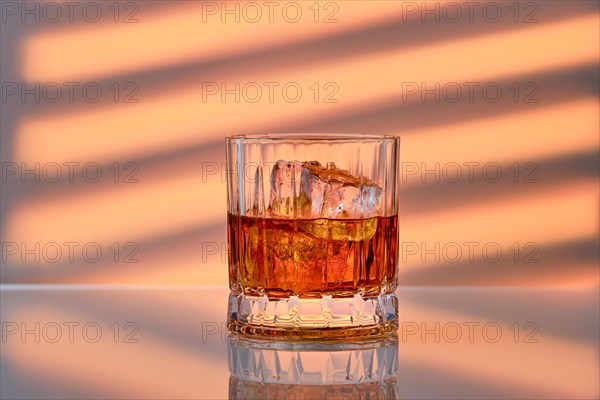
[227, 214, 398, 298]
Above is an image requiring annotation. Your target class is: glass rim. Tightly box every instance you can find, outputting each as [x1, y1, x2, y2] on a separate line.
[226, 133, 400, 143]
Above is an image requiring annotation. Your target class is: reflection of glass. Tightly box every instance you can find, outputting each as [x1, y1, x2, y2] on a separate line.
[226, 134, 400, 338]
[227, 334, 399, 399]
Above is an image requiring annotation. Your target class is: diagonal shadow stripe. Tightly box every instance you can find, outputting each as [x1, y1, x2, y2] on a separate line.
[20, 1, 598, 116]
[284, 63, 599, 133]
[397, 284, 600, 347]
[7, 63, 597, 202]
[0, 221, 225, 282]
[398, 236, 599, 284]
[400, 149, 600, 215]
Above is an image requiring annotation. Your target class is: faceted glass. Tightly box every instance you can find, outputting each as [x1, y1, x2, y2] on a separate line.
[228, 334, 399, 399]
[226, 134, 400, 338]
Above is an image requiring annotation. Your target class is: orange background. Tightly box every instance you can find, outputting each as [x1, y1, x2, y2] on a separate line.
[1, 0, 598, 287]
[1, 2, 599, 399]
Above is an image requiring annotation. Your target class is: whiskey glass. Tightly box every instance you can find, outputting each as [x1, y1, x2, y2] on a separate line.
[225, 134, 400, 338]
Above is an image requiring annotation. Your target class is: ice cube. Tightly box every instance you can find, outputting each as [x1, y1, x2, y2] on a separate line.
[322, 184, 382, 219]
[299, 218, 378, 241]
[269, 160, 304, 218]
[301, 163, 382, 219]
[268, 227, 327, 293]
[246, 224, 348, 294]
[300, 166, 327, 218]
[269, 161, 382, 220]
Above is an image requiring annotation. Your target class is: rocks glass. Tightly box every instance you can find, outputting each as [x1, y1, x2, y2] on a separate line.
[226, 134, 400, 339]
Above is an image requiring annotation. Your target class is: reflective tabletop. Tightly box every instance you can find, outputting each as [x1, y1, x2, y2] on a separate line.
[1, 285, 598, 399]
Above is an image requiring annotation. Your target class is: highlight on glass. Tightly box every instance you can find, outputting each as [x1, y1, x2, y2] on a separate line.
[226, 134, 400, 338]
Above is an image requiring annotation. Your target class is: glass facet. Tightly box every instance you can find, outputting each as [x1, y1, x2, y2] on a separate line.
[225, 134, 400, 338]
[227, 334, 399, 399]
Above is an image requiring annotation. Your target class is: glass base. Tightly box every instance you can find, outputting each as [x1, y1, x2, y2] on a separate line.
[227, 292, 398, 339]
